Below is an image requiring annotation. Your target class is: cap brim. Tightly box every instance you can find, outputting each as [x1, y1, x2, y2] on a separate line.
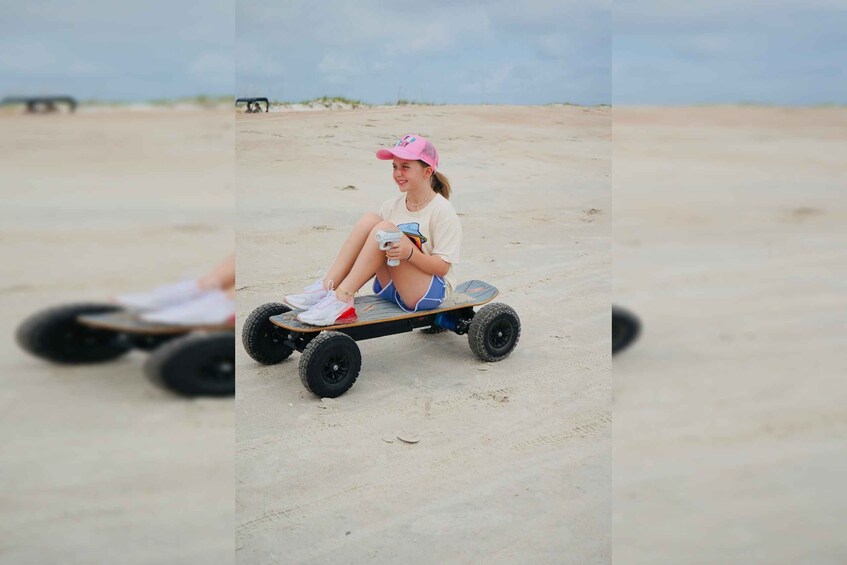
[375, 147, 420, 161]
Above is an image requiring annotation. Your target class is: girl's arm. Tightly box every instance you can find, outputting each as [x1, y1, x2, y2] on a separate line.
[407, 245, 450, 277]
[386, 237, 451, 277]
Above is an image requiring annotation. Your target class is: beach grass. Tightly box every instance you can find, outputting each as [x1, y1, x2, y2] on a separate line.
[292, 96, 365, 108]
[396, 99, 435, 106]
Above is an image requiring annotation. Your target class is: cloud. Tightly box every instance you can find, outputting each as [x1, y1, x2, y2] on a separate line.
[2, 0, 610, 103]
[189, 52, 234, 77]
[614, 0, 846, 32]
[613, 2, 847, 104]
[65, 61, 99, 76]
[0, 1, 234, 100]
[0, 40, 54, 74]
[0, 39, 100, 76]
[233, 0, 609, 104]
[458, 63, 518, 95]
[397, 22, 456, 54]
[236, 42, 284, 77]
[317, 53, 362, 84]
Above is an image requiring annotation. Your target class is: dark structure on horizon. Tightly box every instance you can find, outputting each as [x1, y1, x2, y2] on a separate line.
[2, 96, 78, 113]
[236, 97, 270, 113]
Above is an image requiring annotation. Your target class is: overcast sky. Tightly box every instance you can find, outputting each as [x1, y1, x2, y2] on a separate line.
[1, 1, 843, 105]
[613, 0, 847, 105]
[235, 0, 610, 105]
[0, 0, 234, 102]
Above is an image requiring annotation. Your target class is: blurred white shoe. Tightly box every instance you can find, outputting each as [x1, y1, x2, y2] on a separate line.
[141, 290, 235, 326]
[114, 279, 206, 312]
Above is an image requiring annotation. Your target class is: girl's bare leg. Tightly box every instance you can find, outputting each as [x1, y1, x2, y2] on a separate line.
[323, 213, 383, 289]
[336, 220, 432, 305]
[198, 254, 235, 290]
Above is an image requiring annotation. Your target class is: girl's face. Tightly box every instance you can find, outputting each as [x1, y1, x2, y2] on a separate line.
[392, 158, 431, 192]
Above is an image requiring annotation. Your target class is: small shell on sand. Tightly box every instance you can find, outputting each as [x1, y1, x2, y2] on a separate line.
[318, 398, 338, 409]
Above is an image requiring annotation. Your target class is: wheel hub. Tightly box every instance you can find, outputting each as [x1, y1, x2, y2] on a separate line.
[201, 357, 235, 383]
[322, 354, 349, 384]
[489, 320, 513, 351]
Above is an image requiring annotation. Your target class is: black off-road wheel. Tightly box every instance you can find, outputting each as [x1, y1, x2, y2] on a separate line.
[16, 303, 133, 364]
[468, 303, 521, 362]
[242, 303, 295, 365]
[612, 306, 641, 355]
[299, 331, 361, 398]
[145, 332, 235, 396]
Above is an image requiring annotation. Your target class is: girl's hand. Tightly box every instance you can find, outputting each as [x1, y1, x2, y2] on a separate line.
[386, 236, 414, 262]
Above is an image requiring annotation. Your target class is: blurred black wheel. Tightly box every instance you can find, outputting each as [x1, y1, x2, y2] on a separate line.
[612, 306, 641, 355]
[145, 332, 234, 397]
[16, 303, 132, 364]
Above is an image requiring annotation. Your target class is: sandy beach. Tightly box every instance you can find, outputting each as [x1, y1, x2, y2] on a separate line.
[0, 110, 235, 564]
[6, 103, 836, 563]
[613, 107, 847, 563]
[235, 105, 612, 563]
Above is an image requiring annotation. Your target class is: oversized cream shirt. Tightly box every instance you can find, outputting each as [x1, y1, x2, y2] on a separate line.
[378, 193, 463, 294]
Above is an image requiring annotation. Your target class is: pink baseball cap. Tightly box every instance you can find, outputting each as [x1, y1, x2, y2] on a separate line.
[376, 134, 439, 172]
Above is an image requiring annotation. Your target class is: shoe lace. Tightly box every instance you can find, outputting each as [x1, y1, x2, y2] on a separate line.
[313, 290, 338, 309]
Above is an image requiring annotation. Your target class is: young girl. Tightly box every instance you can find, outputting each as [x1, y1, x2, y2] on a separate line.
[284, 134, 462, 326]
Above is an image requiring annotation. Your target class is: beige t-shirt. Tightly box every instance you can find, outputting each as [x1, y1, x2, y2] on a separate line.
[378, 193, 463, 293]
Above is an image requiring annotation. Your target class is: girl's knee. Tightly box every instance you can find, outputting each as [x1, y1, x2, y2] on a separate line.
[369, 219, 398, 234]
[357, 213, 383, 229]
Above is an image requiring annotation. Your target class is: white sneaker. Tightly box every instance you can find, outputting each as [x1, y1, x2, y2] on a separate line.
[115, 279, 206, 312]
[283, 279, 330, 310]
[296, 291, 357, 326]
[140, 290, 235, 326]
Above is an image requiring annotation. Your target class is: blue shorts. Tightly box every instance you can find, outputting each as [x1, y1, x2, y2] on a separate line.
[373, 275, 447, 313]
